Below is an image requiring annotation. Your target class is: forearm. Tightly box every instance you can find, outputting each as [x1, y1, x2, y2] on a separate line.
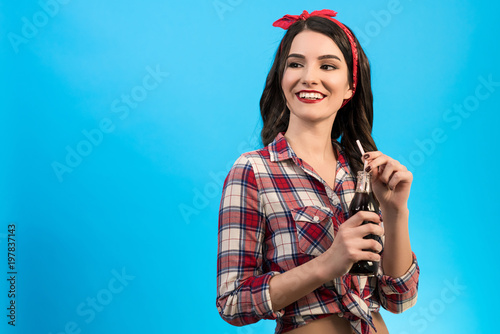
[380, 207, 413, 278]
[269, 255, 329, 311]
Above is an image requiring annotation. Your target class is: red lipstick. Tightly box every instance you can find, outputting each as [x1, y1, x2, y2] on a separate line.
[295, 90, 325, 104]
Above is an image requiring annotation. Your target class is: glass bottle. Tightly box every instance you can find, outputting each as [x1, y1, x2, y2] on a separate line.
[348, 171, 382, 276]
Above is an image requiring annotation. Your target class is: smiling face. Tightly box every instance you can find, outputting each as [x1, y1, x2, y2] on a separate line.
[281, 30, 353, 126]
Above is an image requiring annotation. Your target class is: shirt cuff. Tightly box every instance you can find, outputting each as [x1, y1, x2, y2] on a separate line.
[378, 252, 419, 295]
[259, 271, 285, 319]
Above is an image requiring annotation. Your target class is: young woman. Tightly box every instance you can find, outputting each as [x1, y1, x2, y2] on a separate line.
[216, 10, 419, 334]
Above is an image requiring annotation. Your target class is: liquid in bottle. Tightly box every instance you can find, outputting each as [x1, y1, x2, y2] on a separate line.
[348, 171, 382, 276]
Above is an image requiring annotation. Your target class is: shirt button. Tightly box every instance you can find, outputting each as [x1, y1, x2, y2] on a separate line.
[313, 216, 319, 222]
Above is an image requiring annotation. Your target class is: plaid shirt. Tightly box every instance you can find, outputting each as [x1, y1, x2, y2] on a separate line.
[216, 133, 419, 334]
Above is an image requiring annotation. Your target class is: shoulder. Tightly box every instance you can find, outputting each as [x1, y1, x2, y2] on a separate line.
[240, 146, 271, 160]
[231, 147, 271, 170]
[224, 147, 271, 186]
[227, 132, 289, 182]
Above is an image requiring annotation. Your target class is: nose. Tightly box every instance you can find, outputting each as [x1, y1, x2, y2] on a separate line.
[301, 66, 319, 86]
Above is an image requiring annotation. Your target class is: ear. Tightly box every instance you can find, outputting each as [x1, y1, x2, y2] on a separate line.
[343, 87, 353, 100]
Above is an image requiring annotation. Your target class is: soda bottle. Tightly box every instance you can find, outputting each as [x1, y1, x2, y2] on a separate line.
[348, 170, 382, 276]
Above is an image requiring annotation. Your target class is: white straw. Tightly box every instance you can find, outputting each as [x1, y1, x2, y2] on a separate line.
[356, 139, 368, 170]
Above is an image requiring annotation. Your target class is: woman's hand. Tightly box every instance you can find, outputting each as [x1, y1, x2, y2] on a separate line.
[269, 211, 384, 311]
[363, 151, 413, 212]
[318, 211, 384, 279]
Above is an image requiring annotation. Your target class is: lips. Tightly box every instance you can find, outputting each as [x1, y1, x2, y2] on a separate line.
[295, 90, 326, 103]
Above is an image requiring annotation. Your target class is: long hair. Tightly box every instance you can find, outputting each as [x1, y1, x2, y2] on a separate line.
[260, 16, 377, 175]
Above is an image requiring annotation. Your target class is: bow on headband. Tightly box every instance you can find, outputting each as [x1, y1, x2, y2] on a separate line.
[273, 10, 358, 108]
[272, 9, 338, 30]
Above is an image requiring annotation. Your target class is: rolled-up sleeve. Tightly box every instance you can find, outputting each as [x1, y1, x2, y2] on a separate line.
[378, 252, 420, 313]
[216, 155, 282, 326]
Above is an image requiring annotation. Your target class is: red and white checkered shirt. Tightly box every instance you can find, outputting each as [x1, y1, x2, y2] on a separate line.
[216, 133, 419, 334]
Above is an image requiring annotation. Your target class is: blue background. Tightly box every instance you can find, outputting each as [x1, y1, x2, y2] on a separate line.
[1, 0, 499, 333]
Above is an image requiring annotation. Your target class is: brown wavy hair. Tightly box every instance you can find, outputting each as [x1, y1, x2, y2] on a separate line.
[260, 16, 377, 175]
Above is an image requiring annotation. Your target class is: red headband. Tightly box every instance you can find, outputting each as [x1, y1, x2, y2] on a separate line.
[273, 10, 358, 108]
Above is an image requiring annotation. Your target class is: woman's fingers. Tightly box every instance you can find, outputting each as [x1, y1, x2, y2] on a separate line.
[363, 151, 383, 162]
[364, 152, 408, 174]
[364, 152, 411, 190]
[358, 222, 384, 238]
[376, 160, 400, 189]
[387, 170, 413, 190]
[345, 239, 382, 262]
[341, 212, 384, 252]
[360, 250, 382, 262]
[327, 211, 384, 276]
[365, 154, 391, 172]
[359, 238, 383, 254]
[344, 211, 381, 227]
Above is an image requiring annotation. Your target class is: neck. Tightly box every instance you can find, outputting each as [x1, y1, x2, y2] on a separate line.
[284, 117, 336, 162]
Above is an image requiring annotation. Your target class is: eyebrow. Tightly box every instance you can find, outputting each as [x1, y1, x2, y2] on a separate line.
[287, 53, 342, 61]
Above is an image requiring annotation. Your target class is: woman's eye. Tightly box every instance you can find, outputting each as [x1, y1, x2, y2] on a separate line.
[321, 64, 337, 70]
[287, 62, 302, 68]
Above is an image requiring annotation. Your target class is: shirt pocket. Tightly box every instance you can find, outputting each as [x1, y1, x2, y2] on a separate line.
[292, 206, 335, 257]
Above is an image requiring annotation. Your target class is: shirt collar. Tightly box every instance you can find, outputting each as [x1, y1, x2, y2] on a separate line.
[335, 142, 353, 179]
[268, 133, 355, 199]
[268, 132, 296, 163]
[268, 132, 351, 173]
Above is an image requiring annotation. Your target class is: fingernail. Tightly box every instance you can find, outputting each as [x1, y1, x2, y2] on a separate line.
[364, 154, 370, 159]
[365, 165, 371, 172]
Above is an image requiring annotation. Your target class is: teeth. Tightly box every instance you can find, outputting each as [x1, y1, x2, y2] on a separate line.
[299, 92, 324, 100]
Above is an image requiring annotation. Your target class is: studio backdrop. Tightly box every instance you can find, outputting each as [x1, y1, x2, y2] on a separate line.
[1, 0, 499, 333]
